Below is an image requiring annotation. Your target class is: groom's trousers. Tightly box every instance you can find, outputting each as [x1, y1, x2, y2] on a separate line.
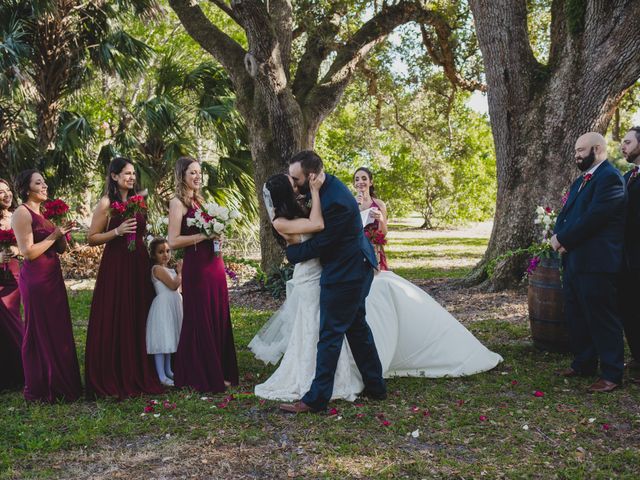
[302, 265, 386, 410]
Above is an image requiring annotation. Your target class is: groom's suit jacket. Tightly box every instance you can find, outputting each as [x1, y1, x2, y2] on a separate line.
[286, 174, 377, 285]
[554, 160, 626, 273]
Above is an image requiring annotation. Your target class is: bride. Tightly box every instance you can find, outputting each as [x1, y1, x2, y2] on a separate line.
[250, 173, 502, 402]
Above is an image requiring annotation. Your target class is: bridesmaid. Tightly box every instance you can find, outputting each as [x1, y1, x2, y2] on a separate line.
[85, 157, 163, 399]
[11, 170, 81, 402]
[168, 156, 238, 393]
[354, 167, 389, 271]
[0, 179, 24, 391]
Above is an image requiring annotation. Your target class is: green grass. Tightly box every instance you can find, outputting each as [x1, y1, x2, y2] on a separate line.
[1, 225, 639, 478]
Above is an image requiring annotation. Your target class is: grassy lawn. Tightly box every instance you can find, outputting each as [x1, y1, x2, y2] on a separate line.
[1, 222, 639, 478]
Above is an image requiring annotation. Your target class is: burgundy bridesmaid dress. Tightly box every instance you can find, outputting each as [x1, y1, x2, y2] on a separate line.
[85, 213, 163, 399]
[19, 207, 81, 402]
[0, 246, 24, 391]
[174, 207, 239, 393]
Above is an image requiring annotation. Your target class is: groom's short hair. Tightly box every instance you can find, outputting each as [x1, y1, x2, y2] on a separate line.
[290, 150, 323, 175]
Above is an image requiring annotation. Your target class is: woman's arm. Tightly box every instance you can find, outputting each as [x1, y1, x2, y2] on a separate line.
[272, 173, 325, 235]
[373, 198, 388, 236]
[167, 197, 208, 250]
[87, 196, 136, 246]
[152, 265, 182, 290]
[11, 207, 67, 261]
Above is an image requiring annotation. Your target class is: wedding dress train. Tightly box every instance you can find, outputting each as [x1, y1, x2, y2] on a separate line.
[249, 247, 502, 401]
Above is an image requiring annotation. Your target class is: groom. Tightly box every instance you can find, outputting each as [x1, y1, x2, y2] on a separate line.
[280, 150, 386, 413]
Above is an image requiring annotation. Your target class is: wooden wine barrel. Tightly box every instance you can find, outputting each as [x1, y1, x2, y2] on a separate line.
[527, 256, 570, 353]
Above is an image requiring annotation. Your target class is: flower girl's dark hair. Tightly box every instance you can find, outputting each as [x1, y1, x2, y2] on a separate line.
[149, 237, 169, 265]
[264, 173, 306, 248]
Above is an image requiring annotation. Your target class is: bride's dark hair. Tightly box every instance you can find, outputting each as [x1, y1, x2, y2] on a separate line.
[264, 173, 306, 248]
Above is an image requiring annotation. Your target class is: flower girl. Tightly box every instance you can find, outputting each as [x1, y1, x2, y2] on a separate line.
[147, 238, 183, 387]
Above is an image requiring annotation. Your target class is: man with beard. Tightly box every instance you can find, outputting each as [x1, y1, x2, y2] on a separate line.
[551, 132, 626, 393]
[619, 126, 640, 381]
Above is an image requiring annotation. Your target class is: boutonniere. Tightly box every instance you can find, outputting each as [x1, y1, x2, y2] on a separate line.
[305, 198, 312, 209]
[583, 173, 593, 182]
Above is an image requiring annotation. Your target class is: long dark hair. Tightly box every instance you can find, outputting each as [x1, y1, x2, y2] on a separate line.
[264, 173, 306, 248]
[0, 178, 17, 219]
[14, 169, 41, 203]
[105, 157, 137, 203]
[353, 167, 376, 198]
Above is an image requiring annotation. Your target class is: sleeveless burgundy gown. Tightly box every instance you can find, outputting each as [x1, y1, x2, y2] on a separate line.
[174, 207, 238, 393]
[0, 234, 24, 391]
[85, 212, 163, 399]
[20, 206, 81, 402]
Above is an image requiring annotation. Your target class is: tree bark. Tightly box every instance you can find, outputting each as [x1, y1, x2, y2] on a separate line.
[468, 0, 640, 290]
[170, 0, 450, 272]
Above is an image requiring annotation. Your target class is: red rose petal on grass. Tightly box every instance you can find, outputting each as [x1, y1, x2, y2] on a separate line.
[355, 403, 364, 407]
[328, 408, 339, 416]
[534, 391, 544, 397]
[259, 399, 266, 405]
[456, 400, 465, 407]
[381, 420, 391, 427]
[356, 413, 365, 419]
[411, 406, 420, 413]
[163, 401, 176, 410]
[511, 380, 518, 386]
[479, 415, 488, 422]
[602, 424, 610, 431]
[144, 406, 154, 413]
[423, 410, 431, 417]
[217, 402, 228, 408]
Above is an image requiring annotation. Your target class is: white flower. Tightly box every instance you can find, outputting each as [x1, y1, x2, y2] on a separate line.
[218, 207, 229, 222]
[213, 221, 225, 234]
[162, 217, 169, 225]
[229, 209, 241, 220]
[186, 218, 196, 227]
[536, 206, 544, 215]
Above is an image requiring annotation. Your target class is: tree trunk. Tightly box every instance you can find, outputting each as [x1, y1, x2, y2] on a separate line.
[468, 0, 640, 290]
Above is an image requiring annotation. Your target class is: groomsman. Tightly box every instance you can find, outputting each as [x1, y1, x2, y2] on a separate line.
[551, 132, 626, 393]
[619, 126, 640, 380]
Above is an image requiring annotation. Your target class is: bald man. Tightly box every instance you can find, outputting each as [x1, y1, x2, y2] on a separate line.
[551, 132, 626, 393]
[619, 127, 640, 379]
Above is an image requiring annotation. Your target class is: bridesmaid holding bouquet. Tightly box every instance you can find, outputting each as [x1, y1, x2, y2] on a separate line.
[85, 157, 163, 399]
[11, 170, 81, 403]
[168, 156, 238, 393]
[0, 179, 23, 391]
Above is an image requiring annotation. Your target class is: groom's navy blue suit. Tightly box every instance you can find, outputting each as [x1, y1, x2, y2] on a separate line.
[554, 160, 626, 383]
[286, 174, 386, 410]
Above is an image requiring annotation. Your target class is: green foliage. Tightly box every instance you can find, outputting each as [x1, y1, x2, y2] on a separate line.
[264, 263, 294, 299]
[566, 0, 586, 35]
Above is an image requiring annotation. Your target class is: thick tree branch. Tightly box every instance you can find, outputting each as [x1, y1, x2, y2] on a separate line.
[269, 0, 294, 79]
[419, 23, 486, 92]
[207, 0, 240, 24]
[168, 0, 252, 99]
[303, 1, 436, 124]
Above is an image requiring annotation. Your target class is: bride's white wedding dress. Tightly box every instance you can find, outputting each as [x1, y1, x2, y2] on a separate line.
[249, 236, 503, 402]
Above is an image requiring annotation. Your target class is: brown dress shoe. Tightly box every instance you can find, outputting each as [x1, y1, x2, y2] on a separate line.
[555, 367, 596, 377]
[587, 378, 619, 393]
[279, 401, 317, 414]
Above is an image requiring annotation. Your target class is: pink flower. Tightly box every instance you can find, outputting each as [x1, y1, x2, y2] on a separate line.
[545, 207, 552, 213]
[328, 408, 339, 416]
[354, 403, 364, 408]
[479, 415, 488, 422]
[163, 401, 176, 410]
[144, 406, 154, 413]
[534, 390, 544, 397]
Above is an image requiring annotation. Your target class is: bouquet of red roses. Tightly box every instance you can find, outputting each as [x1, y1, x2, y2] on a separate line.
[43, 198, 72, 242]
[0, 229, 16, 273]
[110, 195, 147, 251]
[364, 225, 387, 246]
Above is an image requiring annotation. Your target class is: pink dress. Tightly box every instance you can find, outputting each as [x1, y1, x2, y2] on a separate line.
[19, 206, 81, 402]
[174, 207, 239, 393]
[0, 234, 23, 391]
[85, 212, 163, 399]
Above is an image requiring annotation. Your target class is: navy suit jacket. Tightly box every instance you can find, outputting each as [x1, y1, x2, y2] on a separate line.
[286, 174, 378, 285]
[554, 160, 626, 273]
[623, 168, 640, 270]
